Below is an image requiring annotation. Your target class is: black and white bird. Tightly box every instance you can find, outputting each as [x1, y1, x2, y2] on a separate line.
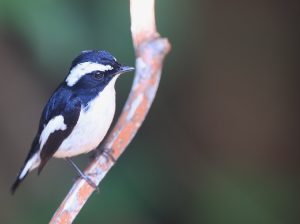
[11, 50, 134, 194]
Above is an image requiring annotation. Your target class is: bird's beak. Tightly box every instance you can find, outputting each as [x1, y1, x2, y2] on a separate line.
[116, 66, 135, 75]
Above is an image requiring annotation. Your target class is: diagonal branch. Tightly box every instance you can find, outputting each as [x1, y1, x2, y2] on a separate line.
[49, 0, 171, 223]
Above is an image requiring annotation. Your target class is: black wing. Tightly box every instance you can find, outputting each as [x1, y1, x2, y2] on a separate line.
[37, 85, 81, 174]
[11, 85, 81, 194]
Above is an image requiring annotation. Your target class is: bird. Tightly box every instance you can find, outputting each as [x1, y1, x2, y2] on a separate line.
[11, 50, 134, 194]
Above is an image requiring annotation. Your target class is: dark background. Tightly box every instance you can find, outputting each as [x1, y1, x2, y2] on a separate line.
[0, 0, 300, 223]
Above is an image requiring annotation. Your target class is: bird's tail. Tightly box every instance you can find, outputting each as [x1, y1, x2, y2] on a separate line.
[11, 170, 27, 195]
[11, 153, 40, 195]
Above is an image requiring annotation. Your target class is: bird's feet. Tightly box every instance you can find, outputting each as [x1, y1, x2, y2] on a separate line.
[72, 173, 100, 193]
[90, 148, 116, 164]
[67, 157, 99, 193]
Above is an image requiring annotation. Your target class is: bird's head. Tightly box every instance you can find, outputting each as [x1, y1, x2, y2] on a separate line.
[65, 51, 134, 91]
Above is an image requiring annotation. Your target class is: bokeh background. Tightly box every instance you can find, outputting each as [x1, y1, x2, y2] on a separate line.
[0, 0, 300, 223]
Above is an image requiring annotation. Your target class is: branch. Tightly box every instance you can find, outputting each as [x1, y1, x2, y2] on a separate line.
[49, 0, 171, 223]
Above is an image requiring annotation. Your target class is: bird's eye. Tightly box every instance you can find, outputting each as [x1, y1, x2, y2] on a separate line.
[94, 71, 104, 79]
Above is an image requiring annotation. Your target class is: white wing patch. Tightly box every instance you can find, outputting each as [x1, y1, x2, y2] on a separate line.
[39, 115, 67, 150]
[66, 62, 113, 86]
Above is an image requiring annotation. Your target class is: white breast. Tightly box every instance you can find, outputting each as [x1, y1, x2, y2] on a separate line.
[53, 75, 119, 158]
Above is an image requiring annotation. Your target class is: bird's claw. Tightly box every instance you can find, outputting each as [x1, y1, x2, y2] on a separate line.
[93, 148, 116, 164]
[72, 173, 99, 193]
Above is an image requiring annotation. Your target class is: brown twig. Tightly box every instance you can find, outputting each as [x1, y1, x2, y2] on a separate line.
[49, 0, 171, 223]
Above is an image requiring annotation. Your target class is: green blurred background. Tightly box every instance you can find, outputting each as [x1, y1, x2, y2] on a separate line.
[0, 0, 300, 223]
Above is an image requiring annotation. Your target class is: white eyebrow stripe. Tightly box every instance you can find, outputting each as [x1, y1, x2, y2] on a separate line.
[66, 62, 113, 86]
